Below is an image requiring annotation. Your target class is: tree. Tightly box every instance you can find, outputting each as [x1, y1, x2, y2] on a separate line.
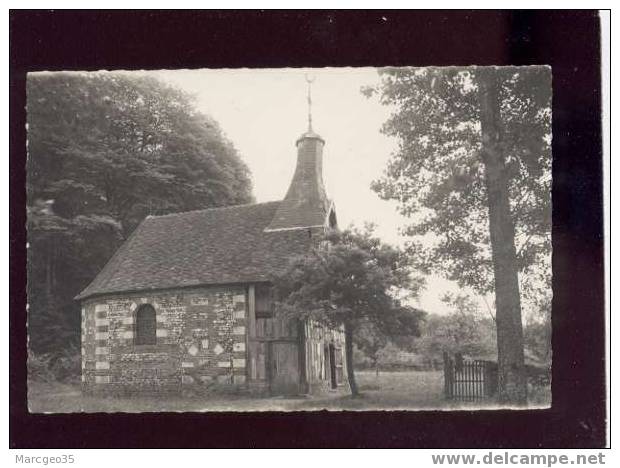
[271, 226, 426, 396]
[27, 72, 254, 355]
[414, 293, 497, 368]
[355, 323, 389, 376]
[523, 292, 552, 367]
[366, 66, 551, 404]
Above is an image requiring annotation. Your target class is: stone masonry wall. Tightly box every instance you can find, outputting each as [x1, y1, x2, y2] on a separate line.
[81, 285, 247, 395]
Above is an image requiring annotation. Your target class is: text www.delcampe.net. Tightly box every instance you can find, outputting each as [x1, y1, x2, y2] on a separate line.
[431, 452, 606, 467]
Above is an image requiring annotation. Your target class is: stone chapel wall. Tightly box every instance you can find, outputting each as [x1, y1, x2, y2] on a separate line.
[81, 285, 247, 395]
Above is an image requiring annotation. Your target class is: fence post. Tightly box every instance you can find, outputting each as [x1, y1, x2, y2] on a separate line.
[443, 351, 453, 399]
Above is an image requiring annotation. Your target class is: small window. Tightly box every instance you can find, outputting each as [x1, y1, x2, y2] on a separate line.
[135, 304, 157, 345]
[255, 284, 274, 318]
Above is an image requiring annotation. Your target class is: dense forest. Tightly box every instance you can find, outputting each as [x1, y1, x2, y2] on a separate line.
[27, 72, 254, 359]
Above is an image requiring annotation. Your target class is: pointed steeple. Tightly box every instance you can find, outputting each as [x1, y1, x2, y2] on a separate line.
[265, 76, 331, 232]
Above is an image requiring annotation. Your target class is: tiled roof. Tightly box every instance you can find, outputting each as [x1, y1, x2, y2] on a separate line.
[76, 201, 319, 300]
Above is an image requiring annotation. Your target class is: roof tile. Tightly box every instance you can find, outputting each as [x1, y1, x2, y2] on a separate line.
[76, 201, 319, 300]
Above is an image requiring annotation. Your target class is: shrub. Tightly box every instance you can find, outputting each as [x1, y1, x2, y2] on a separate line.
[27, 351, 56, 382]
[28, 348, 81, 383]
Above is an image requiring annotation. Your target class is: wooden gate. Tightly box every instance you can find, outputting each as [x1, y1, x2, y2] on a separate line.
[443, 352, 498, 401]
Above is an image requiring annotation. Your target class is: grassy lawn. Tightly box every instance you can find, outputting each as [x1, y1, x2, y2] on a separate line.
[28, 370, 544, 413]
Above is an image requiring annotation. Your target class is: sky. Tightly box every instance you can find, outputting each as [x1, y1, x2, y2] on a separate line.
[146, 68, 463, 314]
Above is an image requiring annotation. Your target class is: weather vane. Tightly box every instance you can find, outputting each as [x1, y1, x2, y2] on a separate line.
[305, 73, 315, 132]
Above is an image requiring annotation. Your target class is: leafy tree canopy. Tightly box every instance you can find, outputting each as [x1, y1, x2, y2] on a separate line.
[414, 293, 498, 363]
[365, 67, 551, 404]
[365, 67, 551, 304]
[28, 72, 253, 235]
[27, 72, 254, 354]
[271, 225, 426, 395]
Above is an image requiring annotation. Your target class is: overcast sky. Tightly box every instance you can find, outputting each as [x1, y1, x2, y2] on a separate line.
[147, 68, 462, 314]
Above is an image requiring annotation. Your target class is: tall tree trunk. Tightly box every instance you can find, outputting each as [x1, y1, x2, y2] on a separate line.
[297, 320, 309, 394]
[478, 68, 527, 405]
[344, 322, 359, 396]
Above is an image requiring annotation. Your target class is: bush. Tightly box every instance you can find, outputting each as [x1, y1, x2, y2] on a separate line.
[28, 348, 81, 383]
[27, 351, 56, 382]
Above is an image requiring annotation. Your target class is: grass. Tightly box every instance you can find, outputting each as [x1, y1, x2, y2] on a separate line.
[27, 370, 549, 413]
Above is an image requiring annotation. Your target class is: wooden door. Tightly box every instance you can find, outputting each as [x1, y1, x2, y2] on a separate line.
[328, 344, 337, 389]
[269, 342, 299, 395]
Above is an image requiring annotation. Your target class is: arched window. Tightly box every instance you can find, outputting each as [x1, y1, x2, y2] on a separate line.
[135, 304, 157, 345]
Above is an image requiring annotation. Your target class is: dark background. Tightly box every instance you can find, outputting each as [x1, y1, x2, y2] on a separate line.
[10, 10, 606, 448]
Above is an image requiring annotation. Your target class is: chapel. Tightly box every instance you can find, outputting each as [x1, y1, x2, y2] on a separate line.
[77, 101, 348, 396]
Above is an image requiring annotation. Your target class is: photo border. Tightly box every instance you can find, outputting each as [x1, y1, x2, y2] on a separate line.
[9, 10, 606, 448]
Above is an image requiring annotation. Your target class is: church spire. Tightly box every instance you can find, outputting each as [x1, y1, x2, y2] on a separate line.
[295, 74, 324, 145]
[264, 75, 330, 232]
